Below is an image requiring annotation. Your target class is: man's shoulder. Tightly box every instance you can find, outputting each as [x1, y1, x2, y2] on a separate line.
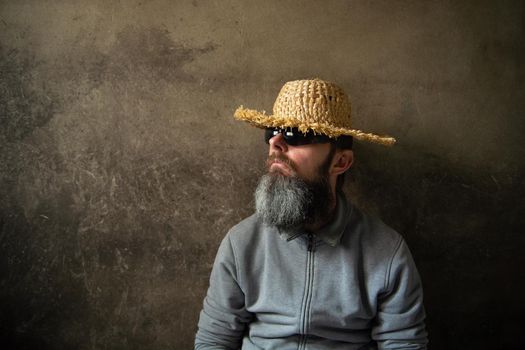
[345, 204, 404, 256]
[222, 214, 282, 262]
[228, 213, 259, 234]
[226, 213, 270, 245]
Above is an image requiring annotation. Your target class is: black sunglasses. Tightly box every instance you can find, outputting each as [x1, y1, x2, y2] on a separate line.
[264, 127, 332, 146]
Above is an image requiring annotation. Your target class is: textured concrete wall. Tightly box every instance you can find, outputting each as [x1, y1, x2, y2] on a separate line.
[1, 1, 524, 349]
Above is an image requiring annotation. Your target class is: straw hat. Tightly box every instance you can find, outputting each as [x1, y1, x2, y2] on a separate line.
[234, 78, 396, 146]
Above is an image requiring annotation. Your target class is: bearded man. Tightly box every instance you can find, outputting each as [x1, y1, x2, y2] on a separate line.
[195, 79, 428, 349]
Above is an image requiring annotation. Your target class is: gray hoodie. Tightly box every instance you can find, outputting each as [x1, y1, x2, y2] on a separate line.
[195, 194, 427, 349]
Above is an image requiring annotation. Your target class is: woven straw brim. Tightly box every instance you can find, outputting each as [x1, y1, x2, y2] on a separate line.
[234, 106, 396, 146]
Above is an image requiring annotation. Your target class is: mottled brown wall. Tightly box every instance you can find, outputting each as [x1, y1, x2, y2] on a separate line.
[1, 0, 524, 349]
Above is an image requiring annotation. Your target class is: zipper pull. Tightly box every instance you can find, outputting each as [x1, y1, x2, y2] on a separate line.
[307, 233, 314, 252]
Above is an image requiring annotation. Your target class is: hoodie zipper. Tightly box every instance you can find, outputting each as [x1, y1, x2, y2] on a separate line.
[299, 233, 315, 349]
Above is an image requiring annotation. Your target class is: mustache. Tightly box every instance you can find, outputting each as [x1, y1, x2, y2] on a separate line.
[266, 154, 297, 172]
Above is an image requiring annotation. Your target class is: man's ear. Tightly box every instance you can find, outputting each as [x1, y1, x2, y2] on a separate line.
[330, 149, 354, 176]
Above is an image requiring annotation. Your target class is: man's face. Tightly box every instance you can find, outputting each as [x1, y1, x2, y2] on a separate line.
[254, 131, 336, 231]
[266, 132, 334, 182]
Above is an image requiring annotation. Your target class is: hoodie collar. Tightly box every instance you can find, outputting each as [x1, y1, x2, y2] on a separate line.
[278, 192, 352, 247]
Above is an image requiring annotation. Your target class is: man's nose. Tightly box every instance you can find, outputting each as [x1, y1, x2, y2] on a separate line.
[268, 132, 288, 153]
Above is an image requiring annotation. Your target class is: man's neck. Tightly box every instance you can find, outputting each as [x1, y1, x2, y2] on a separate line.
[304, 198, 337, 233]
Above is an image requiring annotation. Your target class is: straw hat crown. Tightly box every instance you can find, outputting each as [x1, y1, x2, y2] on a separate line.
[234, 78, 396, 146]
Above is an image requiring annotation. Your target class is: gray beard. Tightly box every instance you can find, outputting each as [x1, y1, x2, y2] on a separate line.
[254, 172, 333, 231]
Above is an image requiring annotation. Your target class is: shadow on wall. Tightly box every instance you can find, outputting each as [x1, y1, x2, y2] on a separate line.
[347, 143, 525, 349]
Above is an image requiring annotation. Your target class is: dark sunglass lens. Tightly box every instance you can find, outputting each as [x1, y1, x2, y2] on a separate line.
[264, 128, 279, 144]
[281, 129, 298, 146]
[284, 129, 314, 146]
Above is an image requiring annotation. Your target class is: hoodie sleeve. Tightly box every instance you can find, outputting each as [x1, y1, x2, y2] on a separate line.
[195, 233, 253, 350]
[372, 237, 428, 349]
